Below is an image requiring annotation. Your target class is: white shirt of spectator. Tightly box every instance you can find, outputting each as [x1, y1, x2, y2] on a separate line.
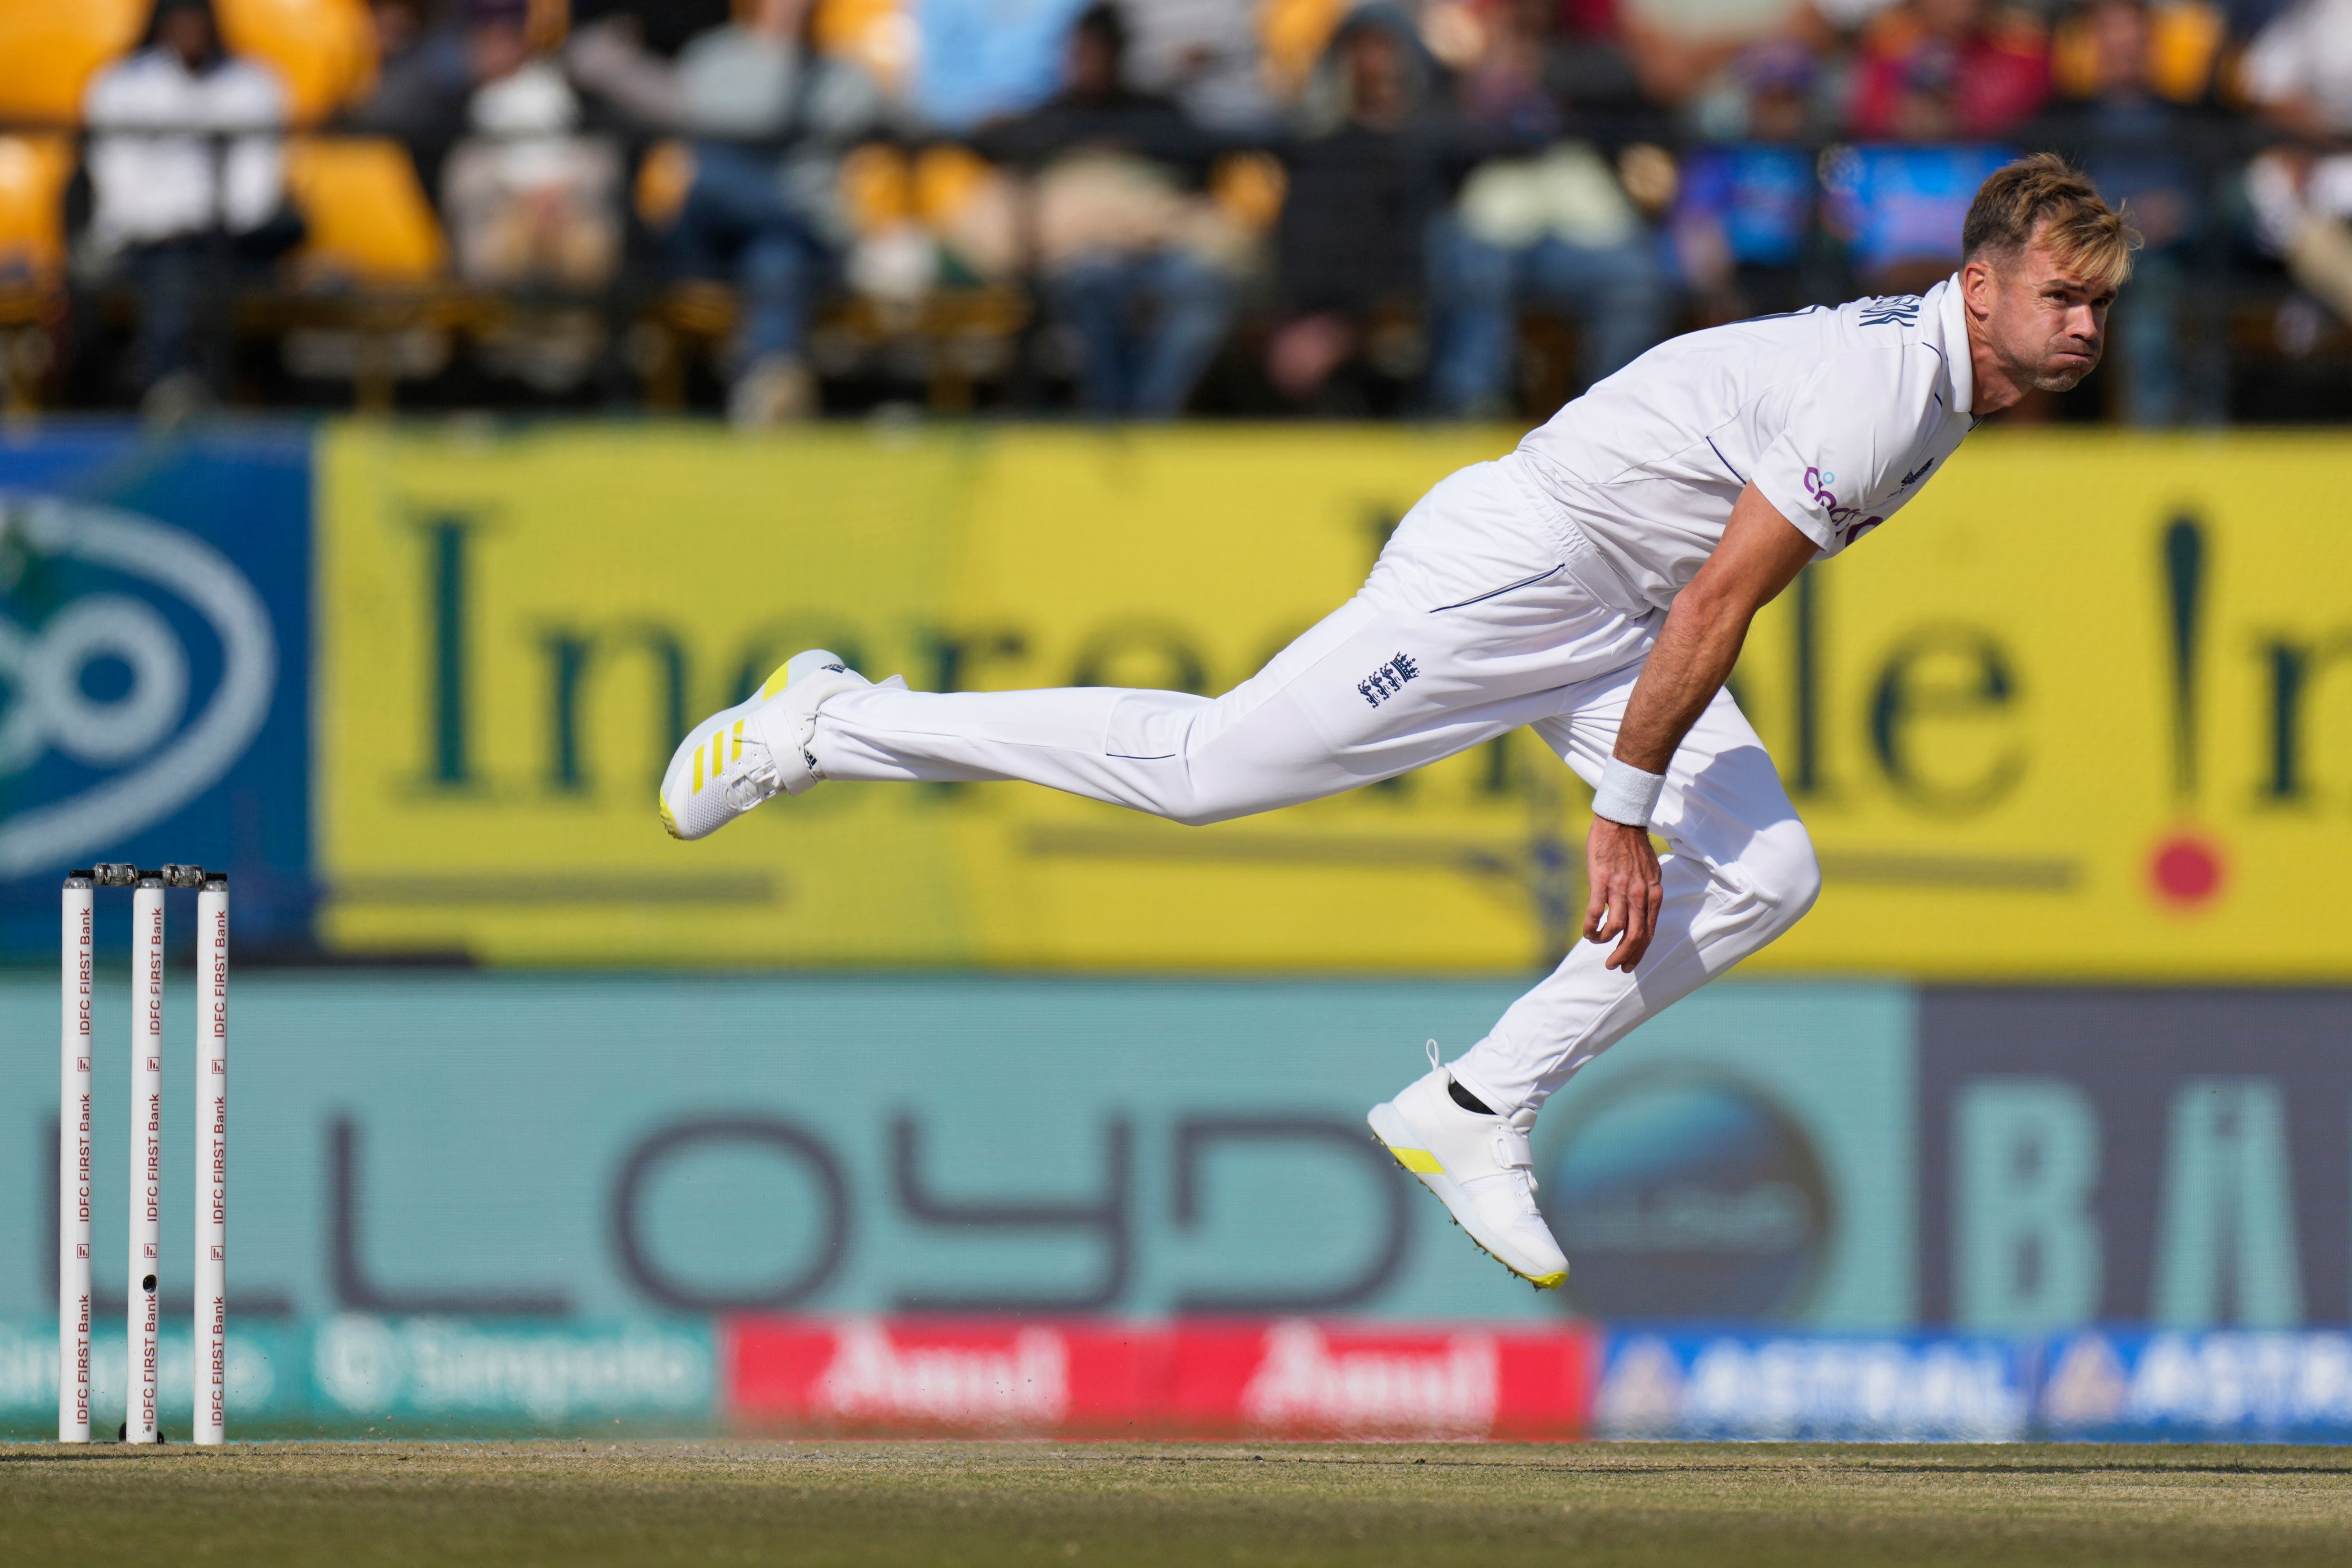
[469, 58, 590, 191]
[83, 46, 288, 252]
[1116, 0, 1276, 133]
[2243, 0, 2352, 138]
[1516, 276, 1976, 612]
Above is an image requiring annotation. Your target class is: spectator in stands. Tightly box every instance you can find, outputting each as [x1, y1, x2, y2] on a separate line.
[1456, 0, 1657, 135]
[339, 0, 475, 196]
[2242, 0, 2352, 338]
[2029, 0, 2221, 423]
[440, 0, 621, 296]
[571, 0, 890, 423]
[561, 0, 735, 124]
[1614, 0, 1799, 110]
[1827, 0, 2038, 295]
[673, 0, 893, 422]
[434, 0, 626, 393]
[915, 0, 1095, 132]
[985, 5, 1243, 416]
[1268, 7, 1466, 412]
[1423, 0, 1672, 416]
[572, 0, 734, 59]
[82, 0, 303, 418]
[1847, 0, 2050, 140]
[1672, 41, 1833, 322]
[1115, 0, 1279, 133]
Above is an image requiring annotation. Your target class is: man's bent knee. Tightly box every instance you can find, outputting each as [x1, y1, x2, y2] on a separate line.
[1749, 821, 1823, 934]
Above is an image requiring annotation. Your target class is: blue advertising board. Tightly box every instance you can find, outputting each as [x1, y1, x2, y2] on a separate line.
[1592, 1328, 2035, 1441]
[0, 421, 314, 956]
[2039, 1329, 2352, 1442]
[1917, 990, 2352, 1331]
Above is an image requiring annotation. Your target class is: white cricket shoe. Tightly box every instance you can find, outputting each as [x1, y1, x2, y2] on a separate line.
[657, 649, 898, 841]
[1367, 1047, 1568, 1289]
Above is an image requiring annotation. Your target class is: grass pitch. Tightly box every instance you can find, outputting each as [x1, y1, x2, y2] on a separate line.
[6, 1439, 2351, 1567]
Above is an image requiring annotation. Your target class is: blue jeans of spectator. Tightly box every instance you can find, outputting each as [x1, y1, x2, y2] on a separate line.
[1048, 247, 1236, 417]
[124, 211, 305, 394]
[1427, 218, 1669, 417]
[669, 143, 825, 367]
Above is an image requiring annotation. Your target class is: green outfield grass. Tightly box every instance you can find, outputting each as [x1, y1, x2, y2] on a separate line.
[5, 1440, 2350, 1567]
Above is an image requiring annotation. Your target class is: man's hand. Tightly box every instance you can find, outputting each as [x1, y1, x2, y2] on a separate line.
[1579, 484, 1818, 971]
[1584, 816, 1663, 971]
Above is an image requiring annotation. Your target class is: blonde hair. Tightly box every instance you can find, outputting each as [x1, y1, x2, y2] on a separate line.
[1962, 153, 2139, 290]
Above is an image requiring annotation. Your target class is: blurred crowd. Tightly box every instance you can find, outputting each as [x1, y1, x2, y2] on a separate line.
[3, 0, 2350, 423]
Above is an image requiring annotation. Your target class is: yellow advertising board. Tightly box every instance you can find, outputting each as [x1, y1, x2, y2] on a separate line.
[316, 424, 2349, 977]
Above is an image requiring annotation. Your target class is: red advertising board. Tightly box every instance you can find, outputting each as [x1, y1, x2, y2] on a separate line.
[722, 1317, 1597, 1440]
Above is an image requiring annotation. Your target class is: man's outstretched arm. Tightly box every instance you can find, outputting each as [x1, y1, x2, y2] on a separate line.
[1585, 482, 1821, 971]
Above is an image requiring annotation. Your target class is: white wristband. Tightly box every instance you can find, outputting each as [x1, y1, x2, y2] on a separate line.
[1592, 757, 1666, 829]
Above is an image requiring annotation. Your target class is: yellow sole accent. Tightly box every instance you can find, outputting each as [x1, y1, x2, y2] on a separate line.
[657, 796, 682, 840]
[1384, 1138, 1568, 1290]
[758, 661, 792, 701]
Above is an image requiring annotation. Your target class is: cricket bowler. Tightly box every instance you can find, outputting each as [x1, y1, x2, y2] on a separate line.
[658, 154, 2132, 1290]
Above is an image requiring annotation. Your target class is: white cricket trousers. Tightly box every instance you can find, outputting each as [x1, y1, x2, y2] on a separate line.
[812, 453, 1822, 1115]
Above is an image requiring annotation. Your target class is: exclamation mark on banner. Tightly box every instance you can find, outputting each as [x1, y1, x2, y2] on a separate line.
[2150, 515, 2225, 909]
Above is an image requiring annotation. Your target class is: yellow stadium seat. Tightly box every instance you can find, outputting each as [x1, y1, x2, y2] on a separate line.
[1211, 151, 1287, 236]
[0, 0, 146, 125]
[635, 139, 697, 229]
[2148, 0, 2225, 103]
[914, 143, 997, 231]
[814, 0, 916, 90]
[282, 136, 449, 285]
[839, 142, 915, 236]
[526, 0, 569, 52]
[0, 135, 75, 282]
[218, 0, 378, 125]
[1262, 0, 1348, 99]
[2051, 0, 2223, 104]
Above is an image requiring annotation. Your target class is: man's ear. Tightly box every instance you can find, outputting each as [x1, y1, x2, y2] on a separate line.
[1959, 254, 1998, 319]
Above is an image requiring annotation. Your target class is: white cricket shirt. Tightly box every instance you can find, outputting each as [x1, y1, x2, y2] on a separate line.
[83, 47, 288, 253]
[1514, 276, 1978, 611]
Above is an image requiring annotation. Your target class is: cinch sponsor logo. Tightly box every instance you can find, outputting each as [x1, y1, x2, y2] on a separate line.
[0, 494, 276, 876]
[1801, 468, 1883, 548]
[1240, 1320, 1500, 1439]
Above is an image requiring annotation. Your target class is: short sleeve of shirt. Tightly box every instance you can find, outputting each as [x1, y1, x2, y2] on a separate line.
[1749, 346, 1941, 559]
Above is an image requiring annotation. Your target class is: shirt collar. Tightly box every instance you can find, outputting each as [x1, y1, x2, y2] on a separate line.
[1931, 275, 1974, 416]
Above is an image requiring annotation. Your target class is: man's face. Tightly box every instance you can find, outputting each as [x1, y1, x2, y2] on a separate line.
[1346, 29, 1408, 126]
[1967, 232, 2117, 393]
[160, 8, 216, 68]
[1067, 26, 1117, 96]
[1912, 0, 1982, 40]
[2089, 0, 2150, 95]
